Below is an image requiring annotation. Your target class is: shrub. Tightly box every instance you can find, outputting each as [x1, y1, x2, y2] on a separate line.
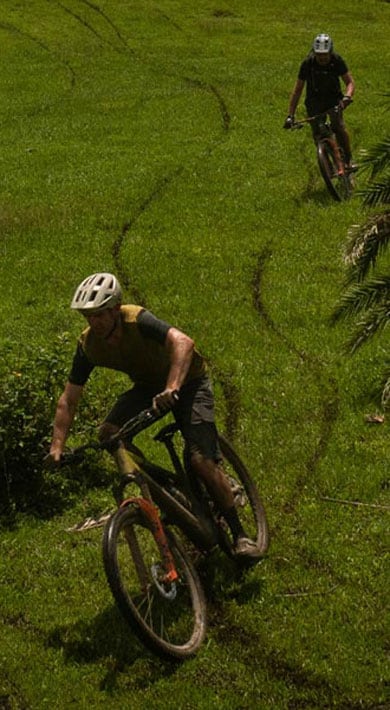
[0, 335, 111, 524]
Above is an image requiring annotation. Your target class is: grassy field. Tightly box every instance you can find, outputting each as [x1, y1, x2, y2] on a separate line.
[0, 0, 389, 708]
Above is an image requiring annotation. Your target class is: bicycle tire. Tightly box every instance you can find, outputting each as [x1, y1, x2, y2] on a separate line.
[102, 505, 207, 660]
[217, 434, 269, 558]
[317, 141, 342, 201]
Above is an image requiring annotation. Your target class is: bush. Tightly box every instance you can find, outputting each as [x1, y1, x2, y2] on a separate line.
[0, 336, 111, 524]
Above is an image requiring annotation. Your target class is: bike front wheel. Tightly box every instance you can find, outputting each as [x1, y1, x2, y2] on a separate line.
[317, 141, 353, 202]
[218, 434, 269, 558]
[102, 505, 207, 660]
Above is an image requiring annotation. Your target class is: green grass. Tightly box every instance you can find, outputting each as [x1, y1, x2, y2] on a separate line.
[0, 0, 389, 707]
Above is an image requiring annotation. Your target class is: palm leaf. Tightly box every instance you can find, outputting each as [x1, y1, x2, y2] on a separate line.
[331, 276, 390, 323]
[343, 212, 390, 282]
[357, 175, 390, 207]
[358, 138, 390, 178]
[345, 302, 390, 352]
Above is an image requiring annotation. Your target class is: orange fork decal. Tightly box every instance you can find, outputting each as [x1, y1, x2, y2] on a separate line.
[120, 497, 179, 583]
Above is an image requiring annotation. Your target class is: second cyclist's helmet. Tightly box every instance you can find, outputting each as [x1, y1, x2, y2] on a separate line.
[71, 273, 122, 313]
[313, 33, 333, 54]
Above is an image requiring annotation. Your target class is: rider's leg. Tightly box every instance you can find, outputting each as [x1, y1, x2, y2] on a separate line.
[190, 452, 246, 540]
[329, 108, 353, 165]
[175, 377, 260, 555]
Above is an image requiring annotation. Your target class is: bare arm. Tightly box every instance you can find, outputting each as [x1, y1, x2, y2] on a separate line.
[341, 71, 355, 100]
[153, 327, 195, 411]
[49, 382, 84, 461]
[288, 78, 305, 115]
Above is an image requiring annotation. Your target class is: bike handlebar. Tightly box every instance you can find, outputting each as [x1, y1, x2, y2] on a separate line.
[55, 393, 179, 468]
[290, 102, 352, 130]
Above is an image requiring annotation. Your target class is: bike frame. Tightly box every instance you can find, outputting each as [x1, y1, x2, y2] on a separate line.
[62, 411, 220, 553]
[116, 423, 219, 553]
[292, 107, 344, 171]
[291, 106, 354, 201]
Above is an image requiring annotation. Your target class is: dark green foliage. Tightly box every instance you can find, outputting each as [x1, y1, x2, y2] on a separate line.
[0, 336, 110, 523]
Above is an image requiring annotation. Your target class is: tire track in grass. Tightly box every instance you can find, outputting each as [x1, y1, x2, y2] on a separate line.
[0, 21, 76, 88]
[111, 167, 184, 306]
[211, 618, 354, 708]
[252, 247, 340, 513]
[55, 1, 130, 55]
[210, 365, 241, 441]
[184, 77, 231, 133]
[79, 0, 128, 45]
[252, 245, 306, 361]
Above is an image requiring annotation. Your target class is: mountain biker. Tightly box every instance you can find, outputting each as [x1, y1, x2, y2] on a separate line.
[283, 33, 356, 170]
[47, 273, 261, 559]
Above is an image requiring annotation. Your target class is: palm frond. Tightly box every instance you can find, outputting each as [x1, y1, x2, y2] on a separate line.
[345, 302, 390, 352]
[357, 175, 390, 207]
[343, 212, 390, 282]
[381, 371, 390, 410]
[358, 138, 390, 178]
[331, 276, 390, 323]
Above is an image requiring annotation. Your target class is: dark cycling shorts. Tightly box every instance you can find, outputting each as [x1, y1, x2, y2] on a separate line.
[104, 375, 221, 461]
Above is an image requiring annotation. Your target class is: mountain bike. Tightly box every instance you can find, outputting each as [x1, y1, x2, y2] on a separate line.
[58, 406, 269, 660]
[290, 105, 356, 202]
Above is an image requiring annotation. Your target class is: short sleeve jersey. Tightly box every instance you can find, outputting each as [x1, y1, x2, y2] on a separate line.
[68, 305, 207, 389]
[298, 52, 348, 114]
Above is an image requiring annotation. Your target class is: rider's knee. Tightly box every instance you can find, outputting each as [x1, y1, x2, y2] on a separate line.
[98, 421, 119, 443]
[190, 452, 218, 483]
[190, 451, 204, 472]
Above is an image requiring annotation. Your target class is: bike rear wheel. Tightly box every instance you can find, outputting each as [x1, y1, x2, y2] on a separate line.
[317, 141, 353, 201]
[218, 434, 269, 558]
[102, 505, 207, 660]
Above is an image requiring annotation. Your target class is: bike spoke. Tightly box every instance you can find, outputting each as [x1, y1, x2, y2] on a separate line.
[103, 507, 206, 658]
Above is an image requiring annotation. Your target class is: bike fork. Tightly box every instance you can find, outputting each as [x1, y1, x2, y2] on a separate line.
[120, 497, 179, 585]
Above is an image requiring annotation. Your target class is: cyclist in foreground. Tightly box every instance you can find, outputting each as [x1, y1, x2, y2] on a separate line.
[283, 33, 356, 171]
[47, 272, 261, 559]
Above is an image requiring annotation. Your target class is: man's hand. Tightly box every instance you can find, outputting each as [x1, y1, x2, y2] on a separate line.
[340, 96, 352, 110]
[283, 115, 295, 129]
[152, 388, 179, 414]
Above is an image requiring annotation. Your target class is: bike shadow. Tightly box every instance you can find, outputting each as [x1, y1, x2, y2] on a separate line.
[46, 606, 179, 686]
[46, 555, 267, 684]
[197, 549, 267, 606]
[299, 183, 337, 206]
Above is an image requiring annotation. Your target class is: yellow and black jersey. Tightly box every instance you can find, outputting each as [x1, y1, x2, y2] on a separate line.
[68, 305, 206, 390]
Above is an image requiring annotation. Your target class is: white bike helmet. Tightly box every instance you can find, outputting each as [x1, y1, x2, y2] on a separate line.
[71, 273, 122, 313]
[313, 33, 333, 54]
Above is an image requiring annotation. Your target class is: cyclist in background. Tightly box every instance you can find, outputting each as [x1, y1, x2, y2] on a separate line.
[47, 272, 261, 559]
[283, 33, 356, 170]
